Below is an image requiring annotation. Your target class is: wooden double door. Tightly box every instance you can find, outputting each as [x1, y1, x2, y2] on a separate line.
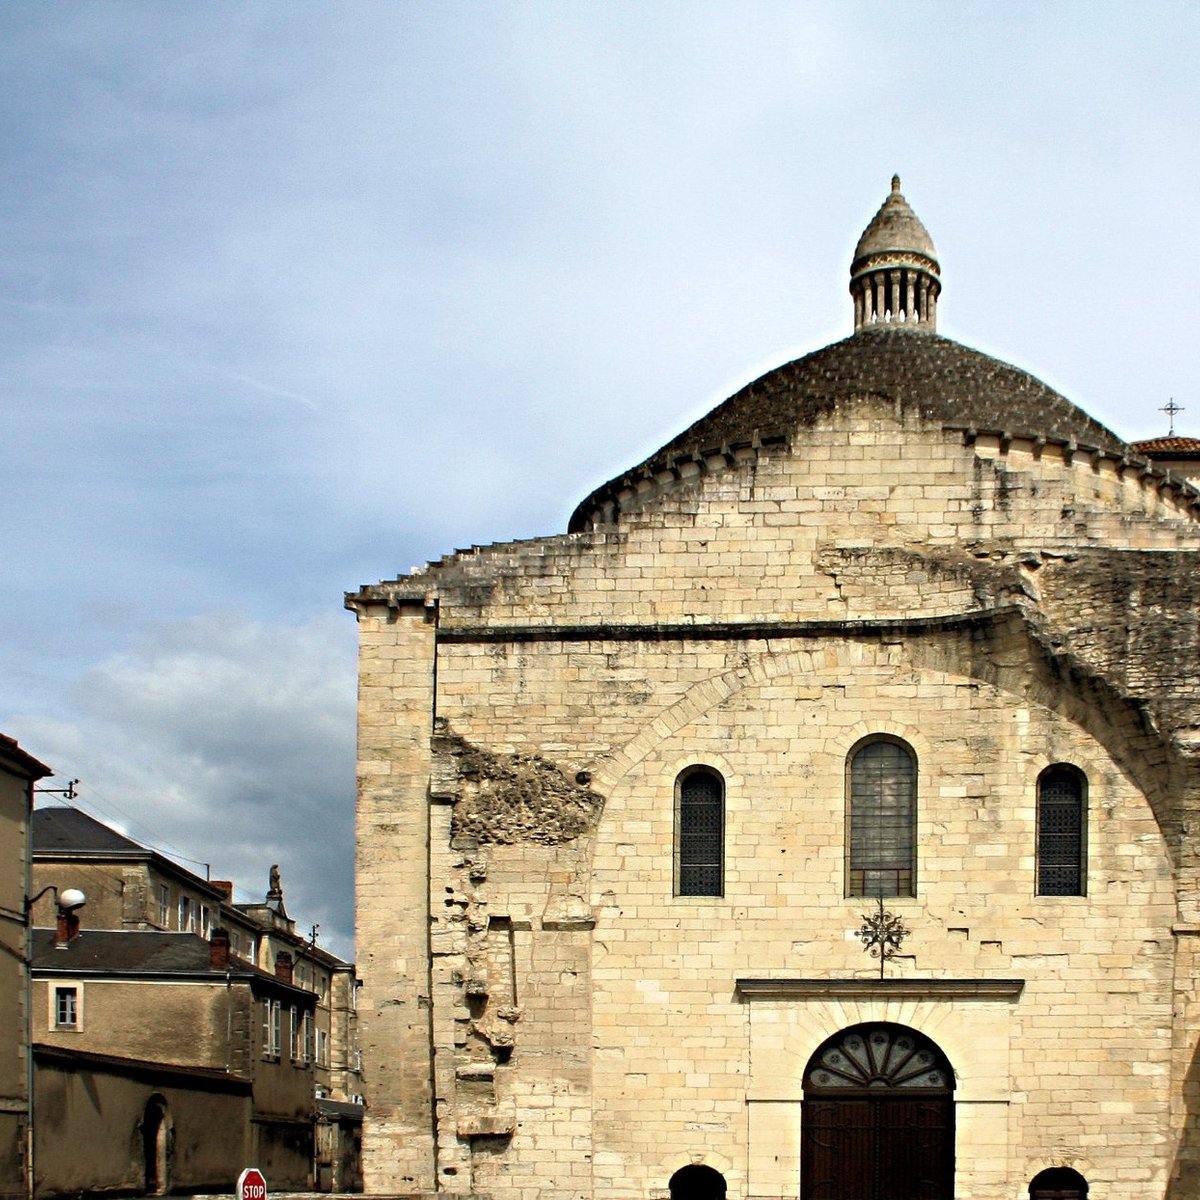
[801, 1024, 954, 1200]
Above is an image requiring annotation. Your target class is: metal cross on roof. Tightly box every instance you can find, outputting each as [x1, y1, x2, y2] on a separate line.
[1161, 398, 1184, 436]
[857, 897, 911, 979]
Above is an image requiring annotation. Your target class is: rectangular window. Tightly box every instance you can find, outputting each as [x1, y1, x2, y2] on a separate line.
[178, 896, 194, 932]
[200, 904, 212, 938]
[231, 931, 242, 957]
[289, 1005, 300, 1060]
[54, 986, 79, 1029]
[262, 999, 281, 1058]
[316, 1028, 329, 1067]
[303, 1011, 314, 1065]
[158, 885, 170, 928]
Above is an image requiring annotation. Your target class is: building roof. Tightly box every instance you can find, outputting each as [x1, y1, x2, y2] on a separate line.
[30, 928, 315, 998]
[852, 175, 939, 270]
[1132, 436, 1200, 458]
[33, 1042, 253, 1090]
[0, 732, 51, 782]
[33, 805, 144, 854]
[570, 326, 1131, 532]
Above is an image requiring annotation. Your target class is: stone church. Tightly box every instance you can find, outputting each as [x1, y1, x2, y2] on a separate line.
[348, 179, 1200, 1200]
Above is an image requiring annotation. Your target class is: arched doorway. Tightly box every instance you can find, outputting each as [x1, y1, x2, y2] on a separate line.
[1029, 1167, 1088, 1199]
[802, 1023, 954, 1200]
[141, 1095, 171, 1196]
[669, 1163, 727, 1200]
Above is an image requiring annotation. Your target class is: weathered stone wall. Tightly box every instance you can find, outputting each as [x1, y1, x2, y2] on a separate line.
[352, 399, 1200, 1199]
[355, 603, 439, 1191]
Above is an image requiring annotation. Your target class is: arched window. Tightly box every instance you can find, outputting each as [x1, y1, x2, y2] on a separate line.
[675, 767, 724, 897]
[1037, 765, 1087, 896]
[847, 738, 916, 897]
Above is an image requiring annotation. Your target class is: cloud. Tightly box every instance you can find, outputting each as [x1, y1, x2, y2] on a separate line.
[3, 0, 1200, 965]
[11, 611, 357, 958]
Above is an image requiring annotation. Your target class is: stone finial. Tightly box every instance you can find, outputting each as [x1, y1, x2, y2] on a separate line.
[850, 176, 941, 332]
[267, 863, 288, 916]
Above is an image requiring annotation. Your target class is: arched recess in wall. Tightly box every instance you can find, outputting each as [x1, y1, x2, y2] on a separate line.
[587, 619, 1173, 871]
[141, 1094, 172, 1196]
[802, 1023, 954, 1200]
[1028, 1166, 1088, 1198]
[669, 1163, 727, 1200]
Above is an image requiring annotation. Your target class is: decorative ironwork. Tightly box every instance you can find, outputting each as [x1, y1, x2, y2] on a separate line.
[857, 897, 910, 979]
[1161, 397, 1184, 436]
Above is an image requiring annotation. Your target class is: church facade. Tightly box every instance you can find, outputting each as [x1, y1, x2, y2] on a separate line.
[348, 180, 1200, 1200]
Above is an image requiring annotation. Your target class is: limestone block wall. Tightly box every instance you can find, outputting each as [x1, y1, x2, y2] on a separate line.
[389, 406, 1200, 637]
[354, 602, 439, 1192]
[419, 623, 1176, 1200]
[352, 397, 1200, 1199]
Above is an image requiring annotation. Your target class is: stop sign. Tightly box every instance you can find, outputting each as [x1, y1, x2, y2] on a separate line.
[237, 1168, 267, 1200]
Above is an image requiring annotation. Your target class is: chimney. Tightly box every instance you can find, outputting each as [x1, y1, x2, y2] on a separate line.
[210, 880, 234, 902]
[55, 908, 80, 950]
[210, 927, 231, 970]
[275, 950, 294, 984]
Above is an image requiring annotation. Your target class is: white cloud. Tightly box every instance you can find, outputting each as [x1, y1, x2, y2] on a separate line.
[12, 612, 357, 957]
[3, 0, 1200, 963]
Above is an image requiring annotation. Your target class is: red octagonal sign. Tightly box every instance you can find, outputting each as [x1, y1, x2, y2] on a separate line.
[237, 1168, 267, 1200]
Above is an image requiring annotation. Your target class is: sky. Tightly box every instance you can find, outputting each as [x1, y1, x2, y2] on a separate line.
[3, 3, 1199, 957]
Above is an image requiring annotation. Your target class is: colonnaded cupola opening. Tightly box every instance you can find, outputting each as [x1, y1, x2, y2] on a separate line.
[850, 175, 941, 331]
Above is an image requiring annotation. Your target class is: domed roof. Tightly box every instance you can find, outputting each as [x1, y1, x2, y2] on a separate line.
[569, 327, 1130, 532]
[852, 175, 938, 270]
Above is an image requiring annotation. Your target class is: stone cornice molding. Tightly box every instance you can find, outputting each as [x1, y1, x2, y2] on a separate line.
[434, 606, 1023, 646]
[735, 978, 1025, 1000]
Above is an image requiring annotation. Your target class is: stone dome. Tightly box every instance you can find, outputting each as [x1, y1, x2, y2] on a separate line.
[569, 326, 1129, 532]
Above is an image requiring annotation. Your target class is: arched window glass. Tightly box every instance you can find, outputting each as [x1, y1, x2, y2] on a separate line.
[676, 768, 724, 897]
[1037, 766, 1086, 896]
[847, 738, 916, 897]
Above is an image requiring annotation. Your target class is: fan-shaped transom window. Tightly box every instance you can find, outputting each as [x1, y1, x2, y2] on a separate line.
[675, 767, 724, 897]
[1037, 765, 1087, 896]
[802, 1023, 954, 1200]
[847, 737, 916, 897]
[804, 1024, 953, 1092]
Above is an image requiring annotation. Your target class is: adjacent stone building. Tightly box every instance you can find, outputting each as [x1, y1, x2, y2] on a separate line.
[0, 735, 50, 1200]
[349, 179, 1200, 1200]
[29, 807, 364, 1194]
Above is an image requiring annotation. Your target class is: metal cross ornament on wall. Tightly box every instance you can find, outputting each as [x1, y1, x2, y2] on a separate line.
[857, 897, 911, 979]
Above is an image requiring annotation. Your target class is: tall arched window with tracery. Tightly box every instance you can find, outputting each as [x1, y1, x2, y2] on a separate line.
[1036, 765, 1087, 896]
[847, 737, 916, 898]
[675, 767, 724, 897]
